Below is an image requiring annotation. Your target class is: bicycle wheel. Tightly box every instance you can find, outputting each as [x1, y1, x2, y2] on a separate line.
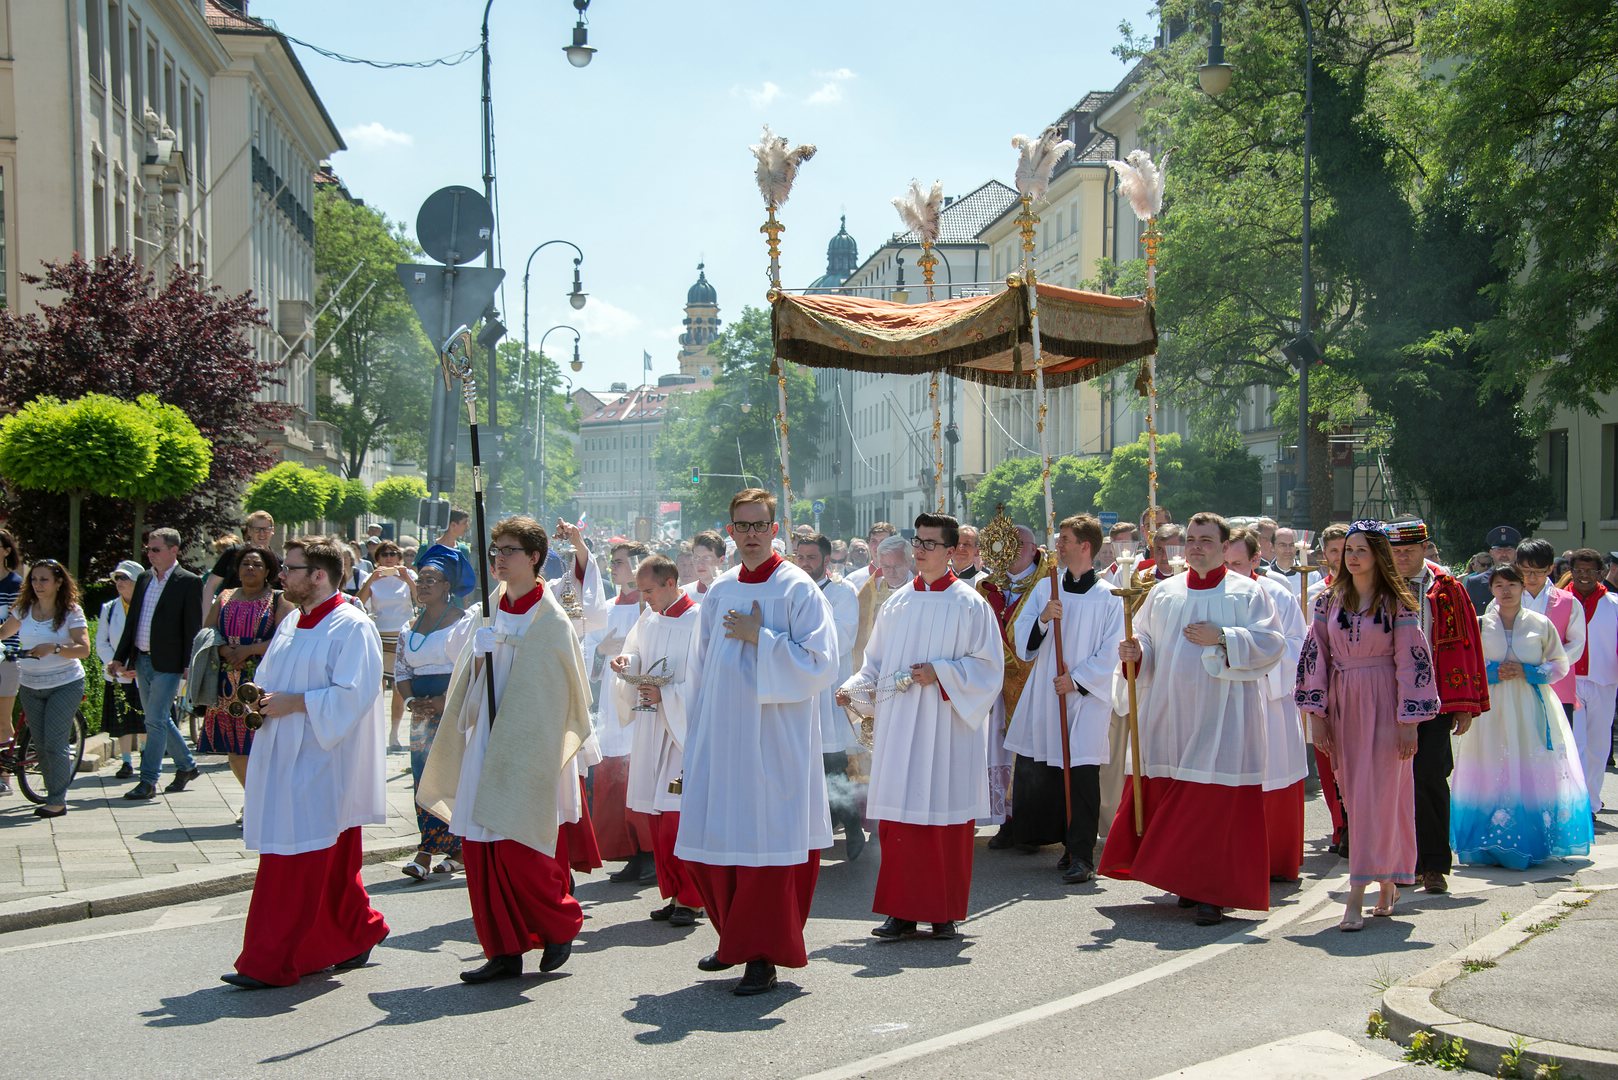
[12, 716, 84, 805]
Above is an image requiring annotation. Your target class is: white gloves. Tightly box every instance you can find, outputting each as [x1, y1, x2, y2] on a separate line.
[473, 627, 496, 655]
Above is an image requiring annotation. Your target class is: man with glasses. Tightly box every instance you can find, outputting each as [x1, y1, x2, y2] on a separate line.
[843, 522, 897, 594]
[837, 513, 1001, 942]
[1566, 548, 1618, 820]
[418, 517, 594, 984]
[110, 528, 202, 801]
[202, 511, 276, 619]
[675, 488, 839, 996]
[795, 532, 864, 861]
[1100, 512, 1287, 927]
[952, 525, 983, 582]
[1004, 514, 1125, 884]
[223, 536, 389, 990]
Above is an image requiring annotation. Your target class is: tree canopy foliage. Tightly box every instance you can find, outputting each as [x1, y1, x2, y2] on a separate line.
[242, 462, 333, 528]
[371, 475, 428, 527]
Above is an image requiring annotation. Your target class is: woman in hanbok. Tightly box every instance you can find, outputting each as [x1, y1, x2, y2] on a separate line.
[1296, 521, 1439, 931]
[394, 559, 475, 880]
[1451, 564, 1592, 868]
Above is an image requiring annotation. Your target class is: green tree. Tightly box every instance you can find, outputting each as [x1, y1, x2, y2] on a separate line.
[494, 340, 579, 521]
[652, 307, 823, 528]
[0, 394, 158, 575]
[313, 187, 436, 477]
[327, 478, 371, 535]
[117, 395, 212, 558]
[968, 456, 1045, 527]
[1422, 0, 1618, 409]
[1008, 456, 1109, 536]
[372, 475, 428, 530]
[243, 462, 331, 529]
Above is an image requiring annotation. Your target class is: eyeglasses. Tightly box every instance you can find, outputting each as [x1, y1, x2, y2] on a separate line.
[488, 544, 528, 559]
[910, 537, 949, 552]
[416, 574, 448, 587]
[729, 521, 774, 535]
[144, 545, 166, 553]
[282, 563, 310, 574]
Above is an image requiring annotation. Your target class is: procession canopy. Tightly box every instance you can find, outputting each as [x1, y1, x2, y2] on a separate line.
[771, 283, 1157, 389]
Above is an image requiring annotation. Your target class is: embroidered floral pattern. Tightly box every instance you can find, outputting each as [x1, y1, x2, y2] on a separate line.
[1410, 644, 1434, 688]
[1299, 635, 1320, 677]
[1401, 696, 1440, 718]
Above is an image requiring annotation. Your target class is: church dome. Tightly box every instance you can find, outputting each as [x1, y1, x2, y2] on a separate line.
[826, 215, 858, 275]
[686, 263, 717, 306]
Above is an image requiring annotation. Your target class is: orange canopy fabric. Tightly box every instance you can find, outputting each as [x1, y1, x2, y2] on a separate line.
[771, 283, 1156, 388]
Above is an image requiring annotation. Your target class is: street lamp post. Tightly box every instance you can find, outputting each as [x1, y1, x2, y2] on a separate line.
[1201, 0, 1316, 531]
[519, 239, 586, 513]
[532, 324, 583, 522]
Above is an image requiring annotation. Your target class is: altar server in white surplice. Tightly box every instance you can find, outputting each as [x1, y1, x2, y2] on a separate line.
[1005, 514, 1126, 885]
[591, 541, 655, 883]
[839, 513, 1002, 942]
[1226, 527, 1309, 883]
[612, 554, 706, 926]
[676, 488, 839, 998]
[794, 531, 866, 860]
[225, 537, 388, 990]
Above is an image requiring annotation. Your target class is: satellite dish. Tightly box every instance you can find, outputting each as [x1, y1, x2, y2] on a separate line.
[415, 186, 494, 266]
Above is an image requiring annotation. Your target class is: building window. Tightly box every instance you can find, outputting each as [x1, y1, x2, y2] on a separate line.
[1544, 428, 1569, 521]
[108, 3, 123, 103]
[146, 42, 158, 115]
[1604, 424, 1618, 521]
[87, 0, 104, 84]
[128, 19, 140, 114]
[0, 167, 7, 308]
[92, 171, 107, 257]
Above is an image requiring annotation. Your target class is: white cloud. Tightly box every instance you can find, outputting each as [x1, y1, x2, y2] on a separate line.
[731, 81, 782, 109]
[342, 121, 413, 151]
[569, 296, 643, 339]
[806, 68, 855, 107]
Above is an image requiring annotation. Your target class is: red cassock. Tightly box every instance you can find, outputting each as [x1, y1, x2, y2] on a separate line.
[651, 811, 704, 908]
[462, 838, 583, 958]
[873, 821, 975, 923]
[234, 827, 388, 986]
[689, 855, 821, 968]
[1100, 776, 1272, 912]
[590, 755, 655, 860]
[1263, 781, 1306, 881]
[556, 777, 603, 876]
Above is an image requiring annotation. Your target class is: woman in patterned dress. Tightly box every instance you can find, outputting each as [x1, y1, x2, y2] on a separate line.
[199, 547, 294, 800]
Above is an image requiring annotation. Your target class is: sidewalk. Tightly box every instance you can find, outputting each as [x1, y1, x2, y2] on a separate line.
[0, 747, 422, 931]
[1383, 883, 1618, 1080]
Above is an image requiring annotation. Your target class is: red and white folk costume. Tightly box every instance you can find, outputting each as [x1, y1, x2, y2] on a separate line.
[234, 593, 389, 986]
[847, 571, 1002, 923]
[616, 592, 704, 909]
[417, 582, 595, 961]
[676, 554, 840, 968]
[1099, 566, 1287, 912]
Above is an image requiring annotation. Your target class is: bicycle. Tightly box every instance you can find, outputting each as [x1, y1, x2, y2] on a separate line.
[0, 646, 88, 806]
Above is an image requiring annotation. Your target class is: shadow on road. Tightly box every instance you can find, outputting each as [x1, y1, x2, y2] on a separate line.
[142, 977, 342, 1026]
[623, 979, 808, 1043]
[809, 937, 973, 977]
[136, 824, 242, 843]
[574, 914, 704, 954]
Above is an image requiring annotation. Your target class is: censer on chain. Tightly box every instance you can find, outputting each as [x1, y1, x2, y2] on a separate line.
[226, 682, 265, 730]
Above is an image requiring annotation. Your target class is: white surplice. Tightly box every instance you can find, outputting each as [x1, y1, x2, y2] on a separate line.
[614, 601, 701, 814]
[244, 603, 386, 856]
[1252, 572, 1308, 790]
[591, 598, 645, 758]
[846, 577, 1003, 825]
[1113, 570, 1286, 786]
[815, 574, 860, 754]
[1006, 571, 1126, 769]
[843, 563, 872, 595]
[680, 577, 717, 605]
[675, 558, 840, 866]
[549, 556, 609, 639]
[452, 602, 584, 847]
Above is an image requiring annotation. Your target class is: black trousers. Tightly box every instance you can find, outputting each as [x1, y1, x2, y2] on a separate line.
[1009, 755, 1101, 866]
[1412, 714, 1455, 875]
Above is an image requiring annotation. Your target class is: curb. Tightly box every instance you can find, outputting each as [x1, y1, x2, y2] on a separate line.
[1380, 884, 1618, 1080]
[0, 835, 420, 936]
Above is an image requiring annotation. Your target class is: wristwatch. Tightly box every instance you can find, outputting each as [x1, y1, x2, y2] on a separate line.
[52, 643, 62, 655]
[403, 696, 417, 710]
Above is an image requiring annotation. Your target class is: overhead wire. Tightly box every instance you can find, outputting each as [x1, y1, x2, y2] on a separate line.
[267, 23, 480, 69]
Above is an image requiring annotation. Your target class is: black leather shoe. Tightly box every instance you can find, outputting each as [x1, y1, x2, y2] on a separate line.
[34, 806, 67, 819]
[460, 955, 522, 983]
[609, 853, 647, 883]
[1061, 860, 1095, 884]
[335, 931, 385, 970]
[871, 916, 917, 940]
[986, 825, 1015, 850]
[929, 922, 960, 940]
[668, 906, 700, 928]
[1176, 896, 1198, 909]
[123, 782, 157, 801]
[733, 960, 777, 996]
[1056, 852, 1072, 872]
[221, 972, 275, 990]
[696, 951, 734, 972]
[844, 824, 866, 862]
[1194, 903, 1225, 927]
[538, 940, 571, 972]
[638, 859, 658, 884]
[164, 767, 200, 793]
[649, 901, 676, 922]
[114, 762, 134, 780]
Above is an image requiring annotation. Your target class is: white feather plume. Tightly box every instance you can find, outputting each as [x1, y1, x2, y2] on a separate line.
[1106, 149, 1169, 222]
[891, 179, 945, 245]
[1011, 126, 1076, 201]
[751, 125, 817, 209]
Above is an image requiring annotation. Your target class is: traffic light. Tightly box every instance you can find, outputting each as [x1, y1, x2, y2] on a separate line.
[690, 466, 701, 486]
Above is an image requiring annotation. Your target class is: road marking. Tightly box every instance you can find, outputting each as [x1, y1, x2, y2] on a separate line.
[795, 871, 1346, 1080]
[0, 910, 245, 955]
[1145, 1030, 1402, 1080]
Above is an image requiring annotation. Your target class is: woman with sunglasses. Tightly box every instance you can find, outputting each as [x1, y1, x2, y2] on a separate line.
[199, 547, 294, 812]
[393, 557, 474, 880]
[0, 530, 21, 796]
[0, 558, 90, 817]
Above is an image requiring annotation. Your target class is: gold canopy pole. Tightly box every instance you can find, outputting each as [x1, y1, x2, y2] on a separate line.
[920, 242, 945, 511]
[762, 206, 794, 532]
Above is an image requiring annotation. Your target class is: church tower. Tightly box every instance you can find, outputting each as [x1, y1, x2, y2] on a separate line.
[678, 263, 721, 378]
[807, 215, 859, 293]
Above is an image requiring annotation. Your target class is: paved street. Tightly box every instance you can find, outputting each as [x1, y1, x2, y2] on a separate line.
[4, 793, 1613, 1080]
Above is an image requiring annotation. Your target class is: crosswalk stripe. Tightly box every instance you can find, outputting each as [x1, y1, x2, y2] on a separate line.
[1145, 1030, 1402, 1080]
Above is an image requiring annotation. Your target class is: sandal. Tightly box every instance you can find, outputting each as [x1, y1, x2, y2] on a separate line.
[1373, 889, 1397, 917]
[432, 857, 464, 875]
[401, 860, 431, 881]
[1339, 911, 1365, 932]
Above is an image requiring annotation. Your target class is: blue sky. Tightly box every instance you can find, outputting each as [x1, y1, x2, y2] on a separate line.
[263, 0, 1161, 390]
